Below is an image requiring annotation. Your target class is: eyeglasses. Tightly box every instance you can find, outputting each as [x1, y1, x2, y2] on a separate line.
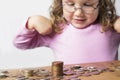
[62, 2, 99, 14]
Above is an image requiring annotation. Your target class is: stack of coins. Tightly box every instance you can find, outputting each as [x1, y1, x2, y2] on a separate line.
[23, 69, 34, 78]
[51, 61, 64, 77]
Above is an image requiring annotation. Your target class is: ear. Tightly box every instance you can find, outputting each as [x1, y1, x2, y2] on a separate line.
[114, 17, 120, 33]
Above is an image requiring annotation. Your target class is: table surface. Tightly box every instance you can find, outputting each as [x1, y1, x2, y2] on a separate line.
[0, 60, 120, 80]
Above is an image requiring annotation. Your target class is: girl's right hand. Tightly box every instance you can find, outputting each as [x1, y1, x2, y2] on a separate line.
[28, 15, 52, 35]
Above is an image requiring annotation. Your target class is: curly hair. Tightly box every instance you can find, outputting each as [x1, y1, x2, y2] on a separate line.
[98, 0, 117, 32]
[49, 0, 117, 33]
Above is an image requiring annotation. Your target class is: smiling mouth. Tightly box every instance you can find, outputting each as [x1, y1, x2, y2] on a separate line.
[74, 19, 86, 23]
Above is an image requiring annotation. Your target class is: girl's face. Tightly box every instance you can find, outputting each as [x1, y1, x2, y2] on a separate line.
[62, 0, 99, 29]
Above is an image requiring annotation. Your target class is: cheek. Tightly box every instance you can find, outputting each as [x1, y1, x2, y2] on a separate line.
[87, 10, 99, 23]
[63, 11, 73, 22]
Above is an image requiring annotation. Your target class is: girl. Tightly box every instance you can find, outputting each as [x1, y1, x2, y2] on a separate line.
[13, 0, 120, 64]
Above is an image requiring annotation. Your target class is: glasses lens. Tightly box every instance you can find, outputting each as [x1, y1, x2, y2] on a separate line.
[82, 6, 95, 14]
[63, 5, 75, 12]
[63, 3, 98, 13]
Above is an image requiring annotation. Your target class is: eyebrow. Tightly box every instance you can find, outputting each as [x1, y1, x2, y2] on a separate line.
[63, 0, 99, 3]
[88, 0, 99, 3]
[62, 0, 73, 3]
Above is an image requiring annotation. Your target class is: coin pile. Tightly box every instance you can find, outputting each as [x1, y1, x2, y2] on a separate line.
[0, 70, 8, 79]
[63, 65, 107, 77]
[1, 62, 117, 80]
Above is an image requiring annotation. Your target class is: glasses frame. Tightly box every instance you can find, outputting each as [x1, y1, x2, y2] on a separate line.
[62, 2, 99, 14]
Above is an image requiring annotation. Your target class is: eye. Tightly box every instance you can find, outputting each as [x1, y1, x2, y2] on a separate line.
[66, 2, 75, 6]
[83, 3, 93, 7]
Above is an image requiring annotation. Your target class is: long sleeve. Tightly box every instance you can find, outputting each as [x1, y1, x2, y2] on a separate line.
[13, 22, 51, 50]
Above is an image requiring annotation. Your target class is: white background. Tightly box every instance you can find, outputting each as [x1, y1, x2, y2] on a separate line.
[0, 0, 120, 69]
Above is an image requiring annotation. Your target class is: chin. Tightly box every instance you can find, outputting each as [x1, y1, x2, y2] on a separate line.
[71, 22, 92, 29]
[72, 24, 88, 29]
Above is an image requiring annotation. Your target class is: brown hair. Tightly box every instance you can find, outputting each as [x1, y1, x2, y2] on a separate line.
[49, 0, 117, 33]
[98, 0, 117, 32]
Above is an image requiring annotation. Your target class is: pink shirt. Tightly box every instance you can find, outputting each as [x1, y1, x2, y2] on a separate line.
[13, 23, 120, 64]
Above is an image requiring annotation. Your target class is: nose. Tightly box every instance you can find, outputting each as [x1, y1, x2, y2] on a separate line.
[74, 7, 84, 17]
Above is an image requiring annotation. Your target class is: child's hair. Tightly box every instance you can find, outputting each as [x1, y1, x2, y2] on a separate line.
[49, 0, 117, 33]
[99, 0, 117, 32]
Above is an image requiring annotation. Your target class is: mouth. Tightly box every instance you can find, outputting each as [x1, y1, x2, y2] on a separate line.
[73, 18, 86, 23]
